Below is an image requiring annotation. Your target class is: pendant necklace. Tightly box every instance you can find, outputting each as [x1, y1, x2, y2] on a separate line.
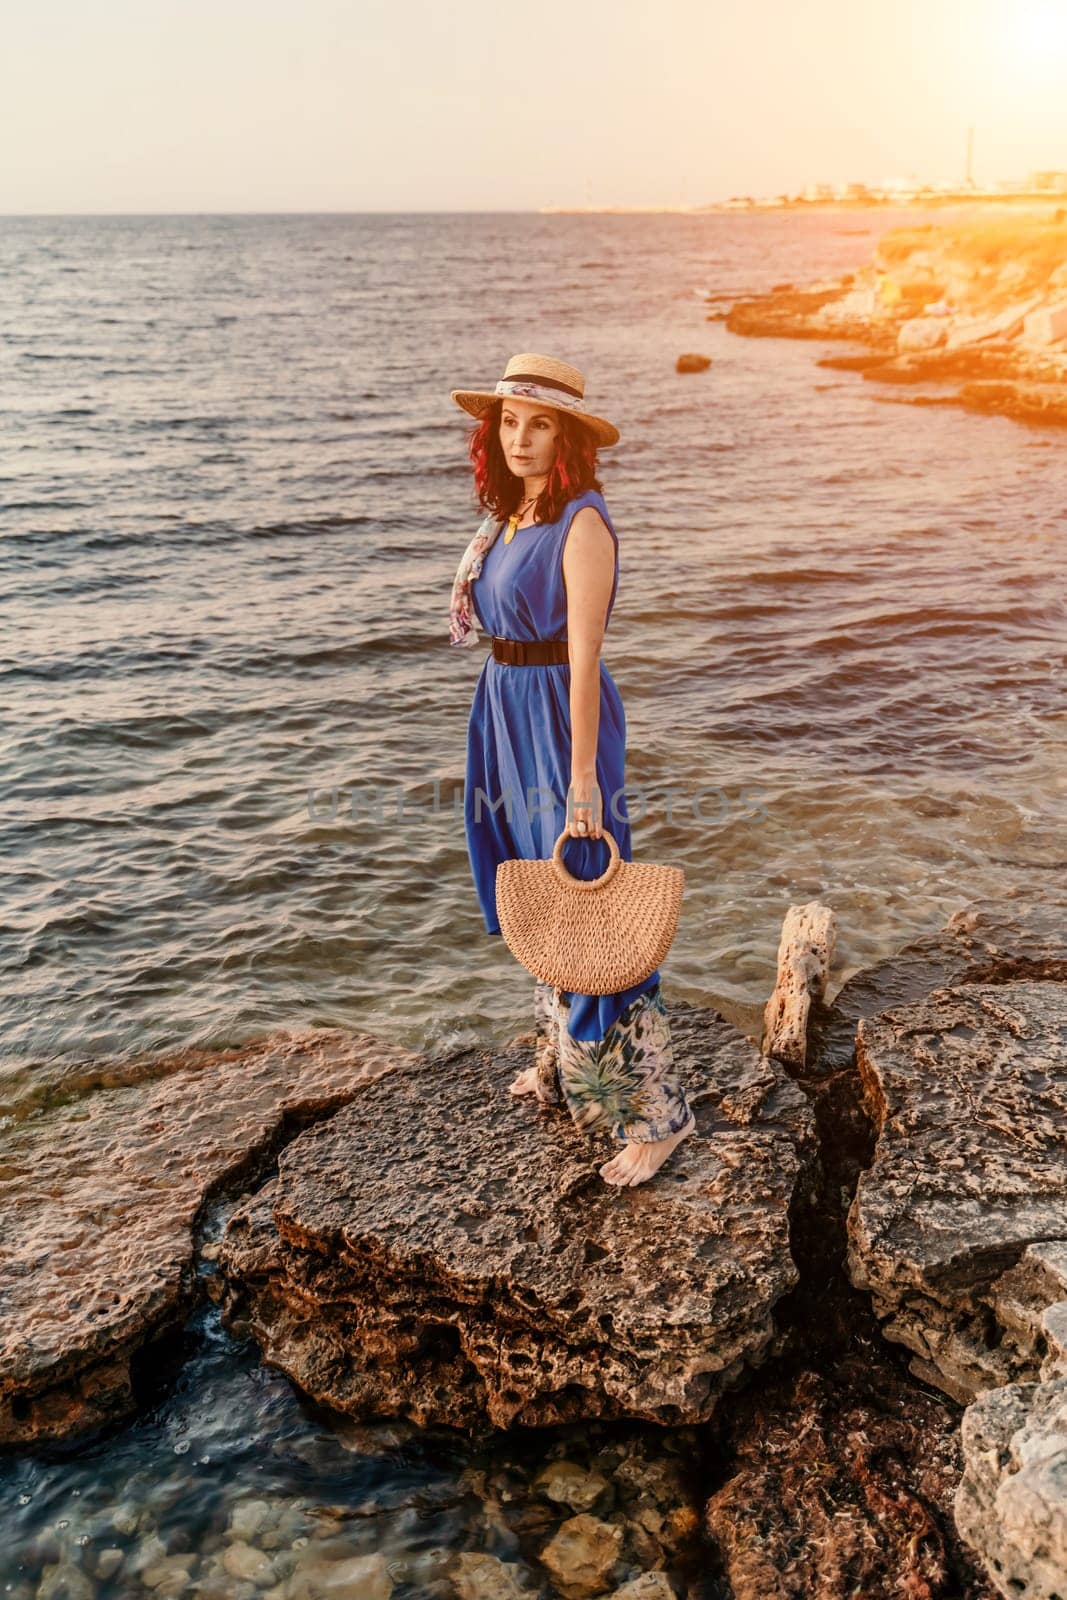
[504, 491, 539, 545]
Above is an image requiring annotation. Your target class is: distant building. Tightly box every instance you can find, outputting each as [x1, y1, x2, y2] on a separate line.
[702, 165, 1067, 213]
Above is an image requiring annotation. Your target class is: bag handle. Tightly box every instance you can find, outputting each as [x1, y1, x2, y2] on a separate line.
[551, 826, 622, 889]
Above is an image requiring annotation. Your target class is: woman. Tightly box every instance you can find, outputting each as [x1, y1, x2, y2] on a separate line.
[448, 352, 695, 1187]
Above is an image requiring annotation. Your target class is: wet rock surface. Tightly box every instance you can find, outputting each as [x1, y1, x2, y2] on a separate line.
[215, 1003, 818, 1432]
[0, 1029, 415, 1447]
[808, 887, 1067, 1084]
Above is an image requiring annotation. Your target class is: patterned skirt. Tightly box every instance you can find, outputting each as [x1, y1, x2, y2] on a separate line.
[532, 978, 692, 1144]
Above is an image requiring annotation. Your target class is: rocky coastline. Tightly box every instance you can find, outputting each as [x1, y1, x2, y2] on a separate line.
[710, 212, 1067, 430]
[2, 886, 1065, 1597]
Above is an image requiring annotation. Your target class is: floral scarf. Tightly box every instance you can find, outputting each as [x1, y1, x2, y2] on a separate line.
[449, 511, 504, 648]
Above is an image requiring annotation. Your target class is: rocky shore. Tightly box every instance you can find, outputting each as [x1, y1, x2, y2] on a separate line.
[710, 211, 1067, 429]
[2, 886, 1065, 1598]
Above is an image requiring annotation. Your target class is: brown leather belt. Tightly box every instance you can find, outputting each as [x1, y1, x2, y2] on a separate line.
[491, 635, 569, 666]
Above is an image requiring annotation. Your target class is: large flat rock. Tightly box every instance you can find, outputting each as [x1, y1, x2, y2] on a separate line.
[217, 1002, 818, 1431]
[0, 1029, 414, 1446]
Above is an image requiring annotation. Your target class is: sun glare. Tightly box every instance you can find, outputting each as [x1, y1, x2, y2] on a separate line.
[1004, 0, 1067, 66]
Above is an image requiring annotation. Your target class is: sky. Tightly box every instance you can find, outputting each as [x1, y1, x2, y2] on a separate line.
[2, 0, 1066, 213]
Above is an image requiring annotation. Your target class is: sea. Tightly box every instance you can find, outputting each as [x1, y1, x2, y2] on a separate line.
[1, 209, 1064, 1589]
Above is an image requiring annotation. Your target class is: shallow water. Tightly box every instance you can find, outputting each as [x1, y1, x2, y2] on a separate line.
[1, 208, 1064, 1581]
[0, 1297, 710, 1597]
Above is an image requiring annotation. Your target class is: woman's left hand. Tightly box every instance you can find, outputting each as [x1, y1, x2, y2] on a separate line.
[566, 777, 603, 839]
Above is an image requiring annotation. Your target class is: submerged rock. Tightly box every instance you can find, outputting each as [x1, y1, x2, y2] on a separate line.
[539, 1513, 625, 1597]
[533, 1460, 612, 1513]
[455, 1421, 706, 1595]
[453, 1551, 537, 1599]
[216, 1003, 818, 1431]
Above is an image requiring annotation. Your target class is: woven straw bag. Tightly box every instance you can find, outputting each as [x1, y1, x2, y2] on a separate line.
[495, 827, 684, 995]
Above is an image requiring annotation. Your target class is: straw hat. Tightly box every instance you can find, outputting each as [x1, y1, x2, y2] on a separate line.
[450, 353, 620, 447]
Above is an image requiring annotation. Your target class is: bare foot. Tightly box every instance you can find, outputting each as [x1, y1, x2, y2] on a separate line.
[509, 1065, 540, 1096]
[599, 1111, 696, 1187]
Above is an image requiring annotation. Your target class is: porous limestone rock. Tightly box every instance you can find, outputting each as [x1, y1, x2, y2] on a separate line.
[796, 889, 1067, 1600]
[0, 1029, 416, 1446]
[846, 978, 1067, 1405]
[216, 1003, 818, 1432]
[954, 1373, 1067, 1600]
[944, 295, 1046, 349]
[1022, 298, 1067, 349]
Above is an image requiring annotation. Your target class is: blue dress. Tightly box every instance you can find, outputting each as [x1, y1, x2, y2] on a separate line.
[463, 488, 660, 1044]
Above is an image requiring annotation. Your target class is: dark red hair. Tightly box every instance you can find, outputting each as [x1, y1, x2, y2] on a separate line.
[462, 398, 603, 526]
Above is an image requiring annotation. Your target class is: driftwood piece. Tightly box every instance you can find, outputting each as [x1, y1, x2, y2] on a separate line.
[762, 902, 838, 1068]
